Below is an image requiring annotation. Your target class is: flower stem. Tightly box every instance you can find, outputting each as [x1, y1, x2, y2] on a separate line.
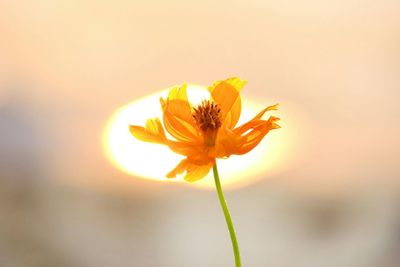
[212, 163, 241, 267]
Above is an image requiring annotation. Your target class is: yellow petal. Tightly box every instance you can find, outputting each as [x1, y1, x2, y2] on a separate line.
[129, 117, 166, 144]
[164, 84, 194, 124]
[214, 127, 243, 158]
[252, 104, 279, 120]
[234, 116, 280, 155]
[223, 94, 242, 129]
[160, 84, 201, 142]
[214, 104, 279, 157]
[163, 111, 199, 142]
[208, 77, 247, 125]
[167, 159, 189, 178]
[234, 104, 279, 134]
[166, 158, 213, 182]
[184, 160, 213, 182]
[166, 140, 204, 157]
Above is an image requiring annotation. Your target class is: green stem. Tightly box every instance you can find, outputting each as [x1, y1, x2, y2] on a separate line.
[213, 162, 242, 267]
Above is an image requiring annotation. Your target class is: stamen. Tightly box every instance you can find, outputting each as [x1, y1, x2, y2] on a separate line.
[192, 100, 222, 132]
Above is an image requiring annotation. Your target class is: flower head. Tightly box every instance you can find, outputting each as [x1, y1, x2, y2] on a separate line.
[129, 77, 280, 182]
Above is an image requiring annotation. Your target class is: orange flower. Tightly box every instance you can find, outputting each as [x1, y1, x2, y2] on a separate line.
[129, 77, 280, 182]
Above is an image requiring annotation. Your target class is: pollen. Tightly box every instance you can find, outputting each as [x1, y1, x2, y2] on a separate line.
[193, 100, 222, 132]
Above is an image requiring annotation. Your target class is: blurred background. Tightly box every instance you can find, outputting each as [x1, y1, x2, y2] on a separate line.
[1, 0, 400, 266]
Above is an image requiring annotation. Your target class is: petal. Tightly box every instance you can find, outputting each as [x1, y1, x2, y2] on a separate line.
[163, 84, 194, 123]
[252, 104, 279, 120]
[166, 158, 213, 182]
[163, 111, 199, 142]
[223, 94, 242, 129]
[167, 158, 189, 178]
[234, 104, 279, 134]
[208, 77, 247, 125]
[131, 118, 205, 158]
[214, 127, 244, 158]
[160, 84, 200, 142]
[234, 116, 280, 155]
[184, 161, 213, 182]
[130, 117, 202, 158]
[129, 117, 166, 144]
[166, 140, 204, 157]
[214, 104, 280, 157]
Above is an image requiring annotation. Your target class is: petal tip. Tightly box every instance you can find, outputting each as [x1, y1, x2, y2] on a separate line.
[270, 104, 279, 110]
[183, 177, 196, 183]
[128, 124, 139, 134]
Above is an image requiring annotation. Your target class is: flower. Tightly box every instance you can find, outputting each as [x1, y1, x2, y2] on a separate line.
[129, 77, 280, 182]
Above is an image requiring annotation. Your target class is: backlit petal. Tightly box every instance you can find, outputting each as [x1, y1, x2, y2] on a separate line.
[234, 104, 279, 134]
[129, 117, 166, 144]
[131, 118, 204, 158]
[164, 84, 194, 123]
[214, 103, 280, 157]
[167, 159, 189, 178]
[163, 111, 199, 142]
[252, 104, 279, 120]
[184, 161, 213, 182]
[223, 95, 242, 129]
[234, 116, 280, 155]
[208, 77, 246, 125]
[214, 127, 243, 158]
[166, 158, 213, 182]
[160, 84, 201, 142]
[166, 140, 204, 157]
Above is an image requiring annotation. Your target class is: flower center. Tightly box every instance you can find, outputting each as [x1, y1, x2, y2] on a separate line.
[192, 100, 222, 132]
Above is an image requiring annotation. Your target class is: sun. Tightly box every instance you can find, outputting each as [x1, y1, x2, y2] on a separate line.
[103, 84, 292, 189]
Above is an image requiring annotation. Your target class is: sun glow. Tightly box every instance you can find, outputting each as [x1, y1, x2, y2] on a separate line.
[103, 85, 296, 189]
